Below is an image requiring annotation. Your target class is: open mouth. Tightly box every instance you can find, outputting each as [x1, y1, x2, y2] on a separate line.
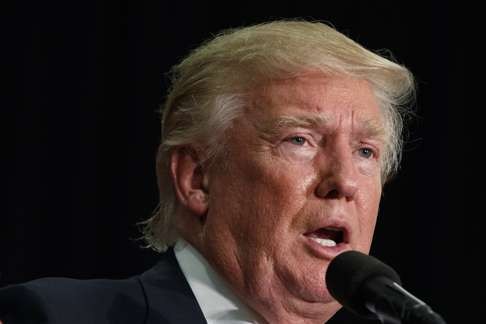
[304, 227, 345, 247]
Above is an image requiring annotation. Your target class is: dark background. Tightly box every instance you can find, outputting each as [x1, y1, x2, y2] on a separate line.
[3, 1, 473, 323]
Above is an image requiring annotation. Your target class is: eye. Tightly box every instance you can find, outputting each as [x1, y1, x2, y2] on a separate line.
[287, 136, 308, 146]
[358, 147, 375, 159]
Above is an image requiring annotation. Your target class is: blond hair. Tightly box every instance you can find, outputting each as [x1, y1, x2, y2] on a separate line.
[142, 20, 415, 252]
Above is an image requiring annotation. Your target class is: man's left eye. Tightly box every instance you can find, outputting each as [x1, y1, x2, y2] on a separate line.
[358, 147, 375, 158]
[287, 136, 307, 145]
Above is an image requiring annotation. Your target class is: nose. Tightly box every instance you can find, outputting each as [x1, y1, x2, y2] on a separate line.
[315, 145, 359, 201]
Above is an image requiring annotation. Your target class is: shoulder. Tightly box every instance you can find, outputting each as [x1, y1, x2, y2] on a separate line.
[0, 249, 204, 324]
[0, 276, 147, 324]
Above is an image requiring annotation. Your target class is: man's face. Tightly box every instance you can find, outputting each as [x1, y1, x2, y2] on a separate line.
[199, 74, 385, 322]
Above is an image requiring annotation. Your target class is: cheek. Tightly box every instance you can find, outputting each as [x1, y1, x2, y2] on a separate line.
[254, 160, 318, 215]
[355, 155, 382, 178]
[209, 155, 316, 240]
[357, 182, 381, 251]
[234, 148, 317, 198]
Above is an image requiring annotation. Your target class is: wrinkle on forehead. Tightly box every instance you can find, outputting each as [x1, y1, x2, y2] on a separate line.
[252, 73, 375, 112]
[248, 74, 386, 141]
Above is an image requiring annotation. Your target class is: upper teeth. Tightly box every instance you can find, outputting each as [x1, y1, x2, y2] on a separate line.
[325, 227, 341, 232]
[310, 237, 336, 247]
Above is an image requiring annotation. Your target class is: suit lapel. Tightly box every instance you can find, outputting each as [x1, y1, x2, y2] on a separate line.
[139, 248, 207, 324]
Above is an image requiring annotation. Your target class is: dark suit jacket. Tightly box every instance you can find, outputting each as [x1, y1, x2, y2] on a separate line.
[0, 249, 207, 324]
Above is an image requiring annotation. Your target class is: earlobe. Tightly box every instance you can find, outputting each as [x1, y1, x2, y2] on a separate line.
[170, 147, 209, 219]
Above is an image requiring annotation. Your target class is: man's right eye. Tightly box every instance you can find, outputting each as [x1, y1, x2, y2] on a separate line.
[278, 135, 318, 161]
[287, 136, 307, 146]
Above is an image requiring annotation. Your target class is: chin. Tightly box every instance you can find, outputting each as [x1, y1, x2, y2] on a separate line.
[257, 298, 343, 324]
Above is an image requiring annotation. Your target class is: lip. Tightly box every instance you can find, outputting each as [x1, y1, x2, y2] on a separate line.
[302, 234, 352, 260]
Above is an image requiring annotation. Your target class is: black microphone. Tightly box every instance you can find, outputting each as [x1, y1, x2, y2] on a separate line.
[326, 250, 447, 324]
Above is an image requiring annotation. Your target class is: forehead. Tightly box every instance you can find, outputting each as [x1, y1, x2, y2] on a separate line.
[248, 74, 384, 131]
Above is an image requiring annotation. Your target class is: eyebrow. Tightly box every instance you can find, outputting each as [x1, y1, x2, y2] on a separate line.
[255, 114, 386, 141]
[255, 115, 329, 138]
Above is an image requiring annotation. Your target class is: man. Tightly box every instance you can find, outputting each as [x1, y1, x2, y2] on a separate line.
[0, 20, 414, 323]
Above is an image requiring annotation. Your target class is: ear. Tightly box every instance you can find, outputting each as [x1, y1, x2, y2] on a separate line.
[169, 147, 209, 219]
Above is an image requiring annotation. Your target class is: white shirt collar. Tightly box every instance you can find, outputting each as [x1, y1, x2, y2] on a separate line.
[174, 239, 261, 324]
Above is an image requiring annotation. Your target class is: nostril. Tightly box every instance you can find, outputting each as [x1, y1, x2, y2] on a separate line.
[325, 189, 341, 199]
[316, 186, 343, 199]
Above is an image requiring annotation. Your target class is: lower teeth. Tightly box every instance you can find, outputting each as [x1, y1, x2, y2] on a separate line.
[311, 237, 336, 247]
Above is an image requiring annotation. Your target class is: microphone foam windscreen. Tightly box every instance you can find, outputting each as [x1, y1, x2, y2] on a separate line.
[325, 250, 401, 315]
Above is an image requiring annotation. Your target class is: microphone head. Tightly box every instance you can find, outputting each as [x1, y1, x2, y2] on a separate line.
[325, 250, 401, 317]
